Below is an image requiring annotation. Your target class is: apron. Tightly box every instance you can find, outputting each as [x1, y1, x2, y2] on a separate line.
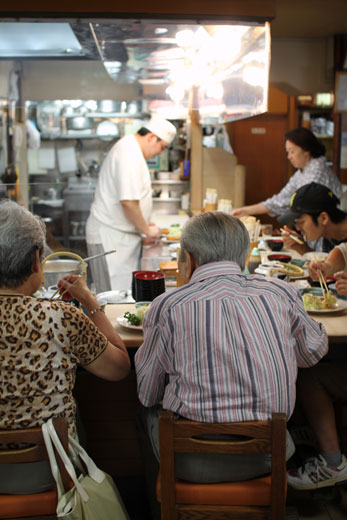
[99, 224, 142, 291]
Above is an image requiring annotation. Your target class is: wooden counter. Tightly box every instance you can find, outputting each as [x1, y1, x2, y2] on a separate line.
[107, 303, 347, 345]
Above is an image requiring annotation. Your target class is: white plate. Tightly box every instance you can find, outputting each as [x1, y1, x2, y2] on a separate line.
[96, 290, 134, 304]
[117, 316, 143, 331]
[306, 299, 347, 314]
[161, 237, 181, 244]
[303, 252, 329, 262]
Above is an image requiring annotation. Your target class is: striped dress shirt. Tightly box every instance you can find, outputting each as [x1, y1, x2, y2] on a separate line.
[135, 262, 327, 422]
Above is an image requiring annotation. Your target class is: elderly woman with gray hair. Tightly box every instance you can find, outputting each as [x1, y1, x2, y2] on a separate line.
[0, 200, 130, 494]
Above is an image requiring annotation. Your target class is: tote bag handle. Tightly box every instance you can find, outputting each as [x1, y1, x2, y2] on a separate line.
[42, 420, 89, 502]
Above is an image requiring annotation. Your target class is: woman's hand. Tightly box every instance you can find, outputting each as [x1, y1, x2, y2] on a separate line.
[57, 275, 92, 304]
[334, 271, 347, 296]
[231, 207, 250, 217]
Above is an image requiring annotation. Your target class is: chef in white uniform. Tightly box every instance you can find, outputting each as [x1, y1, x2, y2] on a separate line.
[86, 115, 177, 293]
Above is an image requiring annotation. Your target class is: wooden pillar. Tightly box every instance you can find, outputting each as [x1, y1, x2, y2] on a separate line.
[189, 85, 203, 214]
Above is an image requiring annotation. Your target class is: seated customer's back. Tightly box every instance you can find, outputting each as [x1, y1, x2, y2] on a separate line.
[135, 211, 328, 483]
[0, 200, 130, 493]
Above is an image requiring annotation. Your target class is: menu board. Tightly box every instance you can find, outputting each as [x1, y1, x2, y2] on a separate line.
[335, 72, 347, 112]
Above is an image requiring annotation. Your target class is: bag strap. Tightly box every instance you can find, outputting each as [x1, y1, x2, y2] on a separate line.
[43, 419, 89, 502]
[41, 422, 66, 499]
[68, 435, 105, 484]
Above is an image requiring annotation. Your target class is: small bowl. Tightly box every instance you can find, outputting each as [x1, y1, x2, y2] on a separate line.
[266, 239, 283, 252]
[301, 287, 324, 297]
[308, 277, 335, 288]
[135, 301, 152, 310]
[96, 298, 107, 311]
[290, 258, 306, 268]
[268, 254, 292, 264]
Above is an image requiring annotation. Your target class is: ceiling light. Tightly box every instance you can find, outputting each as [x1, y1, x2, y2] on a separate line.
[175, 29, 194, 48]
[166, 84, 185, 102]
[205, 83, 224, 100]
[154, 28, 168, 35]
[243, 66, 266, 87]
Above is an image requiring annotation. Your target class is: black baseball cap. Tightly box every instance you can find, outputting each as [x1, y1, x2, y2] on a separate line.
[278, 182, 340, 224]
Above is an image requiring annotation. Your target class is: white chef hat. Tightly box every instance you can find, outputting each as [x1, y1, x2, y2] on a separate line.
[144, 115, 177, 144]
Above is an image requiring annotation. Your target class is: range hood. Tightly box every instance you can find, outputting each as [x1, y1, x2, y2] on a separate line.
[0, 20, 271, 123]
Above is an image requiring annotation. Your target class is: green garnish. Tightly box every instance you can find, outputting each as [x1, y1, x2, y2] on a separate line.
[124, 311, 141, 326]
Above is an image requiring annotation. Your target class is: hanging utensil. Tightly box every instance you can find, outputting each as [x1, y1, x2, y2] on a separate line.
[83, 249, 117, 262]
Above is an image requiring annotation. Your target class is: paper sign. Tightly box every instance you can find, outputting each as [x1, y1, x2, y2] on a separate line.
[27, 149, 47, 175]
[38, 145, 55, 169]
[57, 146, 77, 173]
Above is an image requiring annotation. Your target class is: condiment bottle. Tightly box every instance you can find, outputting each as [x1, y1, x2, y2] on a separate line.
[247, 247, 261, 274]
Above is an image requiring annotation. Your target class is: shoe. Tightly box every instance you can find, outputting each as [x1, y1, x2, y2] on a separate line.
[287, 454, 347, 490]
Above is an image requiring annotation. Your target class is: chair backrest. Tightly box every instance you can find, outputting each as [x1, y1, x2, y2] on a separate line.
[0, 417, 70, 491]
[158, 410, 287, 519]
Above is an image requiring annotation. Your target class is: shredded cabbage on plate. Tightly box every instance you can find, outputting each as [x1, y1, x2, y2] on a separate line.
[302, 292, 337, 311]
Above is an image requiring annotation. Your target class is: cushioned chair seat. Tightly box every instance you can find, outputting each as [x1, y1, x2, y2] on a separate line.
[0, 418, 69, 519]
[0, 489, 57, 519]
[157, 411, 287, 519]
[157, 474, 272, 506]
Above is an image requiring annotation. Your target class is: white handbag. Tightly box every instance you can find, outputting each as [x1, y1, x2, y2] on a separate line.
[42, 419, 130, 519]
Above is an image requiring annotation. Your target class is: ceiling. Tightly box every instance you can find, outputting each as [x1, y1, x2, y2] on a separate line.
[271, 0, 347, 39]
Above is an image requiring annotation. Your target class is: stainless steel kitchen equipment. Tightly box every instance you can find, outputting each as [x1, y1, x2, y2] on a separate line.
[62, 177, 97, 247]
[97, 100, 123, 113]
[66, 116, 93, 130]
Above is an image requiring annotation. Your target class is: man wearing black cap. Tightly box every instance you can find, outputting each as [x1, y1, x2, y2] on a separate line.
[284, 183, 347, 490]
[280, 181, 347, 260]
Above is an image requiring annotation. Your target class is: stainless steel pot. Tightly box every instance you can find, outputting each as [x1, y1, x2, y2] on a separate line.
[43, 259, 82, 287]
[126, 100, 142, 114]
[97, 100, 123, 113]
[66, 116, 93, 130]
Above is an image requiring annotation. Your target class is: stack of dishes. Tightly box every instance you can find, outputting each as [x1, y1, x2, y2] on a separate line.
[134, 271, 165, 301]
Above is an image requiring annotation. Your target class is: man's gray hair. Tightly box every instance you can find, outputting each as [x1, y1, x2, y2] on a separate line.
[180, 211, 250, 269]
[0, 200, 46, 288]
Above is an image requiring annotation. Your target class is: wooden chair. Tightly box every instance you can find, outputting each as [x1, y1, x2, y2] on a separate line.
[156, 410, 287, 519]
[0, 418, 70, 519]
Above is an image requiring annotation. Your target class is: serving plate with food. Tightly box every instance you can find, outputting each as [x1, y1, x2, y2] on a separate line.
[117, 302, 151, 330]
[255, 261, 307, 279]
[301, 290, 347, 314]
[161, 224, 182, 243]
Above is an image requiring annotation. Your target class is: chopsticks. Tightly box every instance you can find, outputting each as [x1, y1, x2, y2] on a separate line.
[280, 228, 304, 245]
[48, 273, 81, 301]
[317, 269, 330, 297]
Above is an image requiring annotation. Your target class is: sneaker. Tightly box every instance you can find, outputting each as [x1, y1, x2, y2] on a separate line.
[287, 454, 347, 490]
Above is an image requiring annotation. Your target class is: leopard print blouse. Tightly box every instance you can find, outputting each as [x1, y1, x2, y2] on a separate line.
[0, 295, 108, 437]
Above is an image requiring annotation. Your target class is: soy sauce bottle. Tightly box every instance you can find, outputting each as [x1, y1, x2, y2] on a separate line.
[247, 247, 261, 274]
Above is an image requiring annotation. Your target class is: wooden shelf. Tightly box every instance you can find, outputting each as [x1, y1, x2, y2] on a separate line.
[151, 180, 187, 185]
[152, 198, 181, 202]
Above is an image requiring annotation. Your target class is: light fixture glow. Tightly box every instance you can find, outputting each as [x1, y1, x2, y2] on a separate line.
[243, 66, 266, 87]
[166, 84, 185, 102]
[176, 29, 194, 48]
[205, 83, 224, 100]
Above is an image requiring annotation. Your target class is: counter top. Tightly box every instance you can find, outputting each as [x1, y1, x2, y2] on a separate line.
[106, 302, 347, 347]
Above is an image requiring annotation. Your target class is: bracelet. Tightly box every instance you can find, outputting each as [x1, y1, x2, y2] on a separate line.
[89, 307, 105, 317]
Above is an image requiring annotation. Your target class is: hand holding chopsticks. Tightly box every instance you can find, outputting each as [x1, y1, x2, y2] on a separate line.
[280, 227, 304, 245]
[317, 269, 330, 296]
[49, 275, 82, 301]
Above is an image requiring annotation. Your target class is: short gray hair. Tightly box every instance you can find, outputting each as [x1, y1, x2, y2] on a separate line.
[180, 211, 250, 269]
[0, 200, 46, 288]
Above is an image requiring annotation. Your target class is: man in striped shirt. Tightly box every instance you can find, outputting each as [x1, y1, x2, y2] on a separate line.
[135, 212, 327, 484]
